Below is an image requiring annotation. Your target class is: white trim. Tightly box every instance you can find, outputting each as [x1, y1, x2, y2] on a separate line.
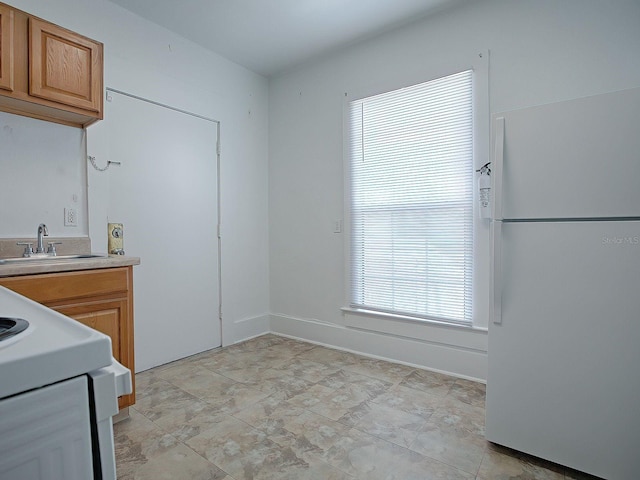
[342, 308, 487, 352]
[270, 313, 487, 381]
[342, 307, 488, 333]
[231, 314, 270, 344]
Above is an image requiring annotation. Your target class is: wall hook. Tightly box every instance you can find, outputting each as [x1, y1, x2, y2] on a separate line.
[87, 155, 121, 172]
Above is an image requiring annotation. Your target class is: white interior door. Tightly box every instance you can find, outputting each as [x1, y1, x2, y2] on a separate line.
[103, 91, 220, 371]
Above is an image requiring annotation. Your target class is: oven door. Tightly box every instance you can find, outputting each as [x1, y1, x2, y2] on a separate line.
[0, 376, 94, 480]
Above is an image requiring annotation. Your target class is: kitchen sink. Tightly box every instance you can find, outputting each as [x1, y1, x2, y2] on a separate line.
[0, 254, 107, 265]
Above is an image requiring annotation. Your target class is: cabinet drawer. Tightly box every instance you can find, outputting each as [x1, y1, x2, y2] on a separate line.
[0, 267, 130, 303]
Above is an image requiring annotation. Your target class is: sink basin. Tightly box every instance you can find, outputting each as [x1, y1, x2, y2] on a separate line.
[0, 254, 106, 265]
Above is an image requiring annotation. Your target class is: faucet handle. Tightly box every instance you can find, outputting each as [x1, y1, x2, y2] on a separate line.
[16, 242, 34, 257]
[47, 242, 63, 256]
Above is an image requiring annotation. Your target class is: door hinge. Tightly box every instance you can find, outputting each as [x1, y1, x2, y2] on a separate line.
[217, 224, 221, 238]
[216, 141, 221, 156]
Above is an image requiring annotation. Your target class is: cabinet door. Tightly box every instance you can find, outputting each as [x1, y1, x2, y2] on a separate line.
[70, 308, 121, 360]
[0, 4, 14, 92]
[55, 298, 135, 410]
[28, 17, 102, 112]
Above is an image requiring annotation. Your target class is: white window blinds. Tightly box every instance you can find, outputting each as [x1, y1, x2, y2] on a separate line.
[348, 70, 474, 325]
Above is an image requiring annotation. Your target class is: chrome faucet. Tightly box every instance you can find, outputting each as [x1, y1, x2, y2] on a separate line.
[16, 224, 61, 257]
[36, 223, 49, 254]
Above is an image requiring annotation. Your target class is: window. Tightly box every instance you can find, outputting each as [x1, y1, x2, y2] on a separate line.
[348, 70, 474, 325]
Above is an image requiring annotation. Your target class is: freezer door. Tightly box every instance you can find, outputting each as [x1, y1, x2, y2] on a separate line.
[486, 221, 640, 480]
[492, 87, 640, 220]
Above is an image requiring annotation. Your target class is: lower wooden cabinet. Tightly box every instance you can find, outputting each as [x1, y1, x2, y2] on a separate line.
[0, 267, 135, 409]
[62, 304, 123, 359]
[55, 297, 131, 405]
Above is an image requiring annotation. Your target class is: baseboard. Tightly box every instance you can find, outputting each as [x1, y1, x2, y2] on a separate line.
[269, 313, 487, 382]
[231, 314, 271, 345]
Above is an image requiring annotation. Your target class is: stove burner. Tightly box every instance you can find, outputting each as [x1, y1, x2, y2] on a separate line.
[0, 318, 29, 342]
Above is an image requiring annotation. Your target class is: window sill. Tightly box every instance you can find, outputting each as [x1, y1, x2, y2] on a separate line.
[341, 307, 487, 332]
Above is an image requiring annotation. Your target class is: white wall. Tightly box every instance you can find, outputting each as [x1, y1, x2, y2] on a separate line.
[4, 0, 271, 367]
[5, 0, 640, 379]
[268, 0, 640, 381]
[0, 113, 87, 237]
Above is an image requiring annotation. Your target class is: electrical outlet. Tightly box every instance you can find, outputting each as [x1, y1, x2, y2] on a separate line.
[64, 207, 78, 227]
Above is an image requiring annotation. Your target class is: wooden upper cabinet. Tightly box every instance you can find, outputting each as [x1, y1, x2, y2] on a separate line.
[0, 3, 14, 92]
[0, 2, 103, 127]
[29, 17, 102, 113]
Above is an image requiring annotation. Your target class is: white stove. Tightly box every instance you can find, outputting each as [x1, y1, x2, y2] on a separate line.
[0, 286, 131, 480]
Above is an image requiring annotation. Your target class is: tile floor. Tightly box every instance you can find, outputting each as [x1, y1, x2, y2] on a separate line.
[114, 334, 598, 480]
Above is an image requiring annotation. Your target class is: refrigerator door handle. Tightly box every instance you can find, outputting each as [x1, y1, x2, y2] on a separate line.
[492, 117, 505, 221]
[490, 220, 503, 324]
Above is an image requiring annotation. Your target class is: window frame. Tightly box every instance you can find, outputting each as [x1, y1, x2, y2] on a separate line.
[342, 51, 490, 331]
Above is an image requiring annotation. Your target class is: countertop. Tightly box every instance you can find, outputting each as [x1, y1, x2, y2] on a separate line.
[0, 255, 140, 277]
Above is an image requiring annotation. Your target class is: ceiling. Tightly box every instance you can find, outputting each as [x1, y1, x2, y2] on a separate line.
[107, 0, 464, 77]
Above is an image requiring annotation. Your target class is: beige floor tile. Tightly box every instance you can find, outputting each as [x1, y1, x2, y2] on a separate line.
[185, 415, 335, 480]
[408, 398, 488, 474]
[350, 401, 427, 448]
[430, 398, 486, 437]
[188, 348, 247, 371]
[232, 393, 293, 428]
[399, 369, 457, 397]
[321, 427, 420, 480]
[477, 447, 565, 480]
[209, 383, 273, 414]
[309, 383, 379, 422]
[251, 368, 317, 398]
[115, 407, 180, 458]
[152, 406, 230, 443]
[295, 345, 363, 368]
[274, 357, 341, 383]
[383, 454, 475, 480]
[371, 384, 440, 420]
[447, 378, 486, 408]
[342, 357, 416, 385]
[157, 365, 238, 399]
[286, 383, 337, 409]
[317, 368, 392, 392]
[133, 381, 210, 424]
[117, 335, 580, 480]
[409, 419, 487, 475]
[268, 406, 351, 453]
[117, 442, 229, 480]
[134, 369, 171, 399]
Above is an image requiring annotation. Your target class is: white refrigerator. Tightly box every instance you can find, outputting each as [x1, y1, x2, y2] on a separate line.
[486, 87, 640, 480]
